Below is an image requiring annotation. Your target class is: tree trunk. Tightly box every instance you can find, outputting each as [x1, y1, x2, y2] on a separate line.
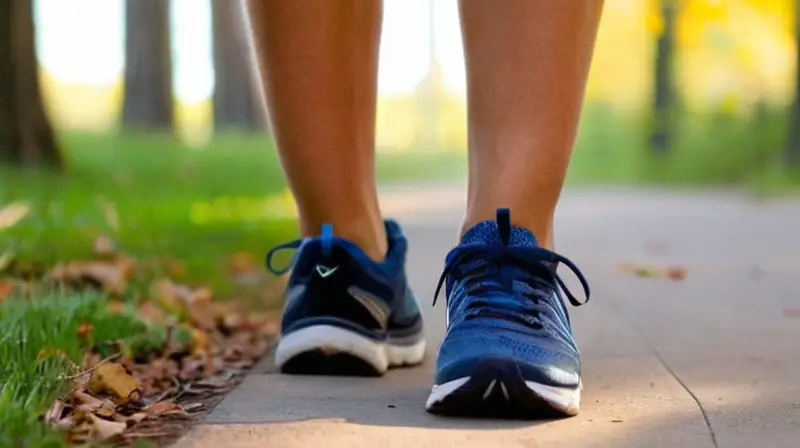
[0, 0, 62, 169]
[211, 0, 266, 132]
[650, 0, 677, 154]
[785, 2, 800, 165]
[121, 0, 174, 132]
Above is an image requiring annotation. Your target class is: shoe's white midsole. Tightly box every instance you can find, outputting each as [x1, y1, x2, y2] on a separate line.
[274, 324, 426, 374]
[425, 376, 582, 415]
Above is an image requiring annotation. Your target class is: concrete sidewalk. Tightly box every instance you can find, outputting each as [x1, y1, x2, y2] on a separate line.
[177, 187, 800, 448]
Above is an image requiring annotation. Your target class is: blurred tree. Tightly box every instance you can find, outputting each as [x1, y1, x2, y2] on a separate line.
[122, 0, 174, 132]
[786, 0, 800, 165]
[0, 0, 62, 169]
[650, 0, 678, 154]
[211, 0, 266, 132]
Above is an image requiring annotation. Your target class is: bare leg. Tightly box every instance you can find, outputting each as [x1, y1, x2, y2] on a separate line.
[246, 0, 387, 261]
[459, 0, 604, 249]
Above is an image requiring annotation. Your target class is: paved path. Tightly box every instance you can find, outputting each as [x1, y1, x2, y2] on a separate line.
[177, 186, 800, 448]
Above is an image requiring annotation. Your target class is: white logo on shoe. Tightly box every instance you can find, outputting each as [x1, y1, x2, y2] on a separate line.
[315, 264, 339, 278]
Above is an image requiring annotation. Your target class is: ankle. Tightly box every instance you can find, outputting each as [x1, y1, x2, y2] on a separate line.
[300, 214, 388, 262]
[461, 209, 554, 250]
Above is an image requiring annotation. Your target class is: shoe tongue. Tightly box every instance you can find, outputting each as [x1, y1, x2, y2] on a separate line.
[460, 219, 539, 248]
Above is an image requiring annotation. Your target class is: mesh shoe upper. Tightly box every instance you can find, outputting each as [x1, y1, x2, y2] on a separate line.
[433, 209, 590, 387]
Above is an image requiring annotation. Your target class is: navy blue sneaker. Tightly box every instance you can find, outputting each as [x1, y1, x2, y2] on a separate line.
[266, 220, 426, 376]
[426, 208, 590, 418]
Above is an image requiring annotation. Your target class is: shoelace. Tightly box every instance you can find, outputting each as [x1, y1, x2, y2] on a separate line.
[264, 224, 335, 275]
[432, 245, 590, 329]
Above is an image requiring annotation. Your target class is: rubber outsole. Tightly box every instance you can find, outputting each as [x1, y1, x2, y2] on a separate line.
[425, 357, 580, 419]
[276, 324, 426, 377]
[281, 351, 381, 376]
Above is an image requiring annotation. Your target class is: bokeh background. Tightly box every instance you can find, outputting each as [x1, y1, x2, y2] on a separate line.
[2, 0, 800, 285]
[2, 1, 800, 444]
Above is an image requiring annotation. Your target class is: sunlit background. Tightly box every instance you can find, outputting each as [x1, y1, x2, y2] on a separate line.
[2, 2, 800, 443]
[4, 0, 799, 252]
[2, 0, 797, 273]
[36, 0, 796, 164]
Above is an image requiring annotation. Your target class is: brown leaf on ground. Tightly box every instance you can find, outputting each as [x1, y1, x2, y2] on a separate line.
[244, 311, 281, 335]
[666, 267, 687, 280]
[50, 258, 135, 295]
[143, 399, 181, 416]
[44, 399, 67, 425]
[93, 235, 116, 256]
[152, 278, 216, 329]
[0, 279, 13, 302]
[89, 363, 141, 401]
[79, 413, 127, 443]
[137, 301, 166, 325]
[186, 297, 216, 331]
[227, 251, 258, 277]
[782, 308, 800, 318]
[73, 389, 113, 411]
[36, 244, 283, 446]
[618, 263, 687, 281]
[190, 328, 212, 355]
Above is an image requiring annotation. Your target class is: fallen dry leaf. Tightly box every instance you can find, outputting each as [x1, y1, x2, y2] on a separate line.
[0, 279, 13, 302]
[618, 263, 687, 281]
[137, 301, 166, 325]
[85, 413, 127, 443]
[227, 251, 258, 276]
[93, 235, 116, 256]
[782, 308, 800, 318]
[50, 259, 135, 295]
[190, 328, 212, 355]
[73, 389, 112, 411]
[666, 267, 687, 280]
[153, 279, 216, 329]
[0, 201, 30, 230]
[89, 363, 141, 401]
[143, 399, 181, 416]
[44, 399, 67, 425]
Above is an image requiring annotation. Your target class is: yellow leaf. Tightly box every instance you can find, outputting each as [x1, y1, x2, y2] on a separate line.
[89, 363, 141, 400]
[0, 202, 30, 231]
[190, 328, 211, 355]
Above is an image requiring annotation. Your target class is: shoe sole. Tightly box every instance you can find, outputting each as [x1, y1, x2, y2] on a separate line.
[275, 324, 426, 376]
[425, 357, 581, 419]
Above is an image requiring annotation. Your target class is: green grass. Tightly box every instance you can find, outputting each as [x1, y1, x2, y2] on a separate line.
[0, 131, 468, 446]
[0, 290, 167, 447]
[0, 132, 467, 294]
